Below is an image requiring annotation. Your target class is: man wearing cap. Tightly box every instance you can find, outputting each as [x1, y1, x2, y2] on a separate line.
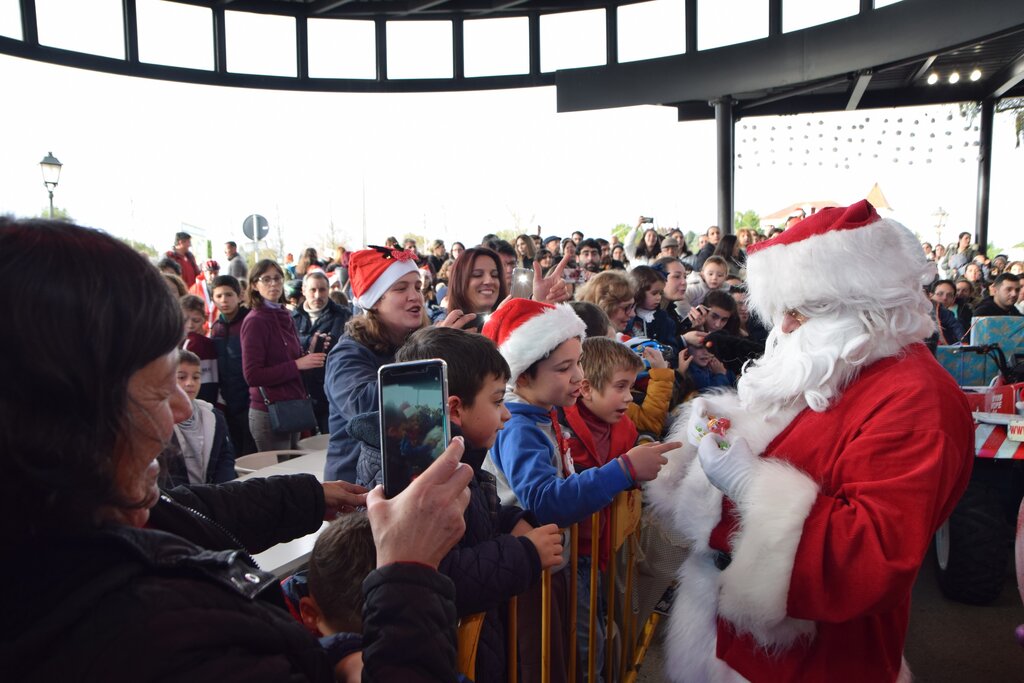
[188, 259, 221, 330]
[543, 236, 562, 260]
[166, 231, 200, 288]
[648, 200, 973, 683]
[659, 236, 682, 260]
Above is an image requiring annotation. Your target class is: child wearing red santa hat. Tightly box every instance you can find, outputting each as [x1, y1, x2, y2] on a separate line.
[481, 298, 677, 683]
[647, 200, 974, 683]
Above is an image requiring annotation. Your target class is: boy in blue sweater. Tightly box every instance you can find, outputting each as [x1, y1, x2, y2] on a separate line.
[481, 298, 677, 683]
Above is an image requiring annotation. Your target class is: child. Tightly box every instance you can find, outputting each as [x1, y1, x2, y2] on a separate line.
[209, 275, 254, 455]
[180, 294, 219, 404]
[482, 298, 679, 683]
[558, 336, 646, 676]
[680, 254, 730, 314]
[156, 349, 237, 487]
[627, 265, 665, 339]
[347, 326, 561, 683]
[686, 342, 735, 392]
[296, 512, 377, 683]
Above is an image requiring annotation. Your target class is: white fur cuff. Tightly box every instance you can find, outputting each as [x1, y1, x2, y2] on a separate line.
[718, 458, 819, 649]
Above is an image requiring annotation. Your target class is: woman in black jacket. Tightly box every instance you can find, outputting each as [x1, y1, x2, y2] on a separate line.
[0, 218, 472, 683]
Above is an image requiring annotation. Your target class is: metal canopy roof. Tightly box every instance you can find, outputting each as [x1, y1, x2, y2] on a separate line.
[556, 0, 1024, 120]
[171, 0, 648, 20]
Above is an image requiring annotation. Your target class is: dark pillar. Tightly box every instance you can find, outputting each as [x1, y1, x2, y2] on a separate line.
[975, 98, 994, 255]
[714, 98, 735, 235]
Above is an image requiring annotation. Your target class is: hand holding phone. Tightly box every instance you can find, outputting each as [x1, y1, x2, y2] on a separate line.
[309, 332, 331, 354]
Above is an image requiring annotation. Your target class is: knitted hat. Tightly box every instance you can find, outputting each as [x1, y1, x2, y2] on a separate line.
[745, 199, 933, 322]
[482, 298, 587, 381]
[349, 246, 419, 310]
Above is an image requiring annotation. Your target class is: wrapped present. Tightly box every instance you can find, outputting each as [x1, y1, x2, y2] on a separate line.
[969, 316, 1024, 357]
[936, 345, 1000, 386]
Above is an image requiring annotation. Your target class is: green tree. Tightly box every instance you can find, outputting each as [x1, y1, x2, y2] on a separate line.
[986, 244, 1003, 260]
[960, 98, 1024, 147]
[36, 206, 73, 221]
[611, 223, 631, 244]
[120, 238, 157, 258]
[401, 232, 427, 250]
[734, 210, 761, 231]
[685, 230, 698, 253]
[493, 229, 520, 243]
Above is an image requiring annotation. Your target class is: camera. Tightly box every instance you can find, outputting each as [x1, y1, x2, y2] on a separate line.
[640, 216, 654, 224]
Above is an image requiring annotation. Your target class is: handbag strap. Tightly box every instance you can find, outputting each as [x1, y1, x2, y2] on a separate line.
[257, 386, 272, 406]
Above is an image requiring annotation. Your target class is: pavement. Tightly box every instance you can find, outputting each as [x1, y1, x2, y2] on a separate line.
[633, 544, 1024, 682]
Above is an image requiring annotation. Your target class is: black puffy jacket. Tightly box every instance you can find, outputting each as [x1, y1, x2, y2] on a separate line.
[350, 412, 542, 683]
[2, 474, 458, 683]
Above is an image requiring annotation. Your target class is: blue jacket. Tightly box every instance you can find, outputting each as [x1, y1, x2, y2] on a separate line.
[210, 306, 250, 415]
[688, 363, 735, 392]
[324, 335, 393, 483]
[484, 395, 632, 529]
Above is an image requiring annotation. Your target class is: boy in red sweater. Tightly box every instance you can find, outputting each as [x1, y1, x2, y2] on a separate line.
[559, 336, 645, 682]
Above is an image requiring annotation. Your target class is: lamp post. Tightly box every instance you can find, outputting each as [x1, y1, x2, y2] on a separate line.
[39, 152, 62, 219]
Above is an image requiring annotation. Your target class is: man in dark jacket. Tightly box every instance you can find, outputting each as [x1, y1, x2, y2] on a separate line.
[973, 273, 1022, 317]
[293, 271, 353, 434]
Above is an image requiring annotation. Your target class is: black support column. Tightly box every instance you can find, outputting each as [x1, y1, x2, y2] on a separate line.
[714, 97, 735, 234]
[975, 98, 994, 254]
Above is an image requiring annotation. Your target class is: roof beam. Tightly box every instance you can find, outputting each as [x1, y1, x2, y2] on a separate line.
[405, 0, 450, 15]
[557, 0, 1024, 112]
[469, 1, 531, 17]
[987, 47, 1024, 98]
[310, 0, 359, 16]
[846, 70, 872, 110]
[904, 54, 937, 86]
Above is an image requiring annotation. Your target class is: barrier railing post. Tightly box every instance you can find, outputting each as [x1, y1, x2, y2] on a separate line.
[606, 495, 619, 680]
[620, 534, 636, 681]
[569, 524, 578, 683]
[541, 568, 551, 683]
[507, 596, 518, 683]
[588, 511, 600, 683]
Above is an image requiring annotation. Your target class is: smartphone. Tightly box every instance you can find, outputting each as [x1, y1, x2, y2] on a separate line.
[510, 267, 534, 299]
[641, 216, 654, 224]
[378, 360, 451, 498]
[310, 333, 330, 354]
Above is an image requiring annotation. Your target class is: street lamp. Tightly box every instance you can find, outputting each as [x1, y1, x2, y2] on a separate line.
[39, 152, 62, 219]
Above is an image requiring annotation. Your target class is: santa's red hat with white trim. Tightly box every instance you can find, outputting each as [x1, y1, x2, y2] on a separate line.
[349, 246, 419, 310]
[745, 199, 934, 324]
[482, 298, 587, 381]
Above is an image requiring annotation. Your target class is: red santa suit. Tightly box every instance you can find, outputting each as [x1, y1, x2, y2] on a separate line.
[647, 201, 975, 683]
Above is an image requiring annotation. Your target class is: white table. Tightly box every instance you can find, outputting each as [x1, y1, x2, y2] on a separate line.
[240, 450, 332, 578]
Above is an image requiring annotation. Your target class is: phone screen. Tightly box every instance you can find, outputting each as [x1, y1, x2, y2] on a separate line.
[378, 360, 450, 498]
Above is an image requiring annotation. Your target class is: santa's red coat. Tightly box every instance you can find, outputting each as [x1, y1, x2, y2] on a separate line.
[649, 343, 974, 683]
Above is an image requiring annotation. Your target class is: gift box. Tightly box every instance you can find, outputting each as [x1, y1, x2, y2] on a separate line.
[936, 345, 1000, 386]
[969, 316, 1024, 357]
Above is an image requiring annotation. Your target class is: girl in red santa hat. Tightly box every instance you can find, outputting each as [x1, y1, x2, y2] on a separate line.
[646, 200, 974, 683]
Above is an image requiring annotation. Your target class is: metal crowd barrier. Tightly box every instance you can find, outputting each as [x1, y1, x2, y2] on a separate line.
[457, 489, 656, 682]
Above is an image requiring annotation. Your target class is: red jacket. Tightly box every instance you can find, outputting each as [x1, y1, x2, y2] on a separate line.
[560, 404, 638, 570]
[166, 249, 200, 288]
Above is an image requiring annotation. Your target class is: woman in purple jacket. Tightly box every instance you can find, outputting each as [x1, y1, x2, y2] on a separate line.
[242, 259, 327, 451]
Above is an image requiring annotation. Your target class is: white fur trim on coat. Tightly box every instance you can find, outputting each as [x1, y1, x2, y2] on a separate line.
[498, 303, 586, 381]
[718, 458, 819, 649]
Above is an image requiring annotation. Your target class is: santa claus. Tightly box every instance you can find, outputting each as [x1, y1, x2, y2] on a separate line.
[647, 200, 974, 682]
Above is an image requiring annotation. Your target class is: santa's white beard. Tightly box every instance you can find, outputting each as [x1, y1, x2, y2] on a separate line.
[737, 315, 874, 418]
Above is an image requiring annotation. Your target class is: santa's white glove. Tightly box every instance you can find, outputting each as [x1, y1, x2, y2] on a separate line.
[697, 434, 757, 501]
[685, 400, 708, 447]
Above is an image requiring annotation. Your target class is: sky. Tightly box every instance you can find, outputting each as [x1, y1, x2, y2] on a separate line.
[1, 0, 1021, 258]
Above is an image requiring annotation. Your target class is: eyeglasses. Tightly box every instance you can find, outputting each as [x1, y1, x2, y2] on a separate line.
[784, 309, 808, 325]
[257, 275, 284, 285]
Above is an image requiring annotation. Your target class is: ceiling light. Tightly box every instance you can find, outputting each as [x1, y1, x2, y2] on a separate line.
[927, 73, 939, 85]
[970, 69, 982, 81]
[948, 71, 960, 84]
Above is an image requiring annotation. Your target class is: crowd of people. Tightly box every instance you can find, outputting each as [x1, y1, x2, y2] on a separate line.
[3, 202, 1020, 682]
